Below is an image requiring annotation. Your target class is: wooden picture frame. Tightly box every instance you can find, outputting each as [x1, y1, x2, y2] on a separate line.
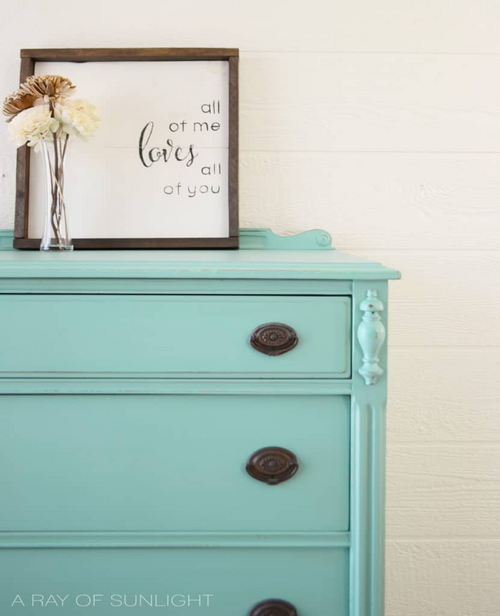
[13, 48, 239, 249]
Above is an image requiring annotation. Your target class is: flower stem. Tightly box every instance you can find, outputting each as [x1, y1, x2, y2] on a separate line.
[51, 136, 60, 243]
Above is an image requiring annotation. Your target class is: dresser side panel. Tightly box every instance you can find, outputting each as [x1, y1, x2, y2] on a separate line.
[350, 281, 389, 616]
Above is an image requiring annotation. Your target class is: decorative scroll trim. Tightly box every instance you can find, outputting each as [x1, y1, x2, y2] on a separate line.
[240, 228, 333, 250]
[357, 289, 386, 385]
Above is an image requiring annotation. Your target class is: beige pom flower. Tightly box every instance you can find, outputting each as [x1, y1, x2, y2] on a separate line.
[20, 74, 75, 104]
[8, 105, 59, 149]
[54, 98, 100, 140]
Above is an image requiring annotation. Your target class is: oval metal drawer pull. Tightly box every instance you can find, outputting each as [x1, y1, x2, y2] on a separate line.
[250, 323, 298, 356]
[246, 446, 299, 485]
[249, 599, 298, 616]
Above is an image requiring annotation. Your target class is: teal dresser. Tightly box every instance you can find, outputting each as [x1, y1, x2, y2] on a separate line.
[0, 228, 400, 615]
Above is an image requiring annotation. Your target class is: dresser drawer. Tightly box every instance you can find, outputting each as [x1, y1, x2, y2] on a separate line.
[0, 295, 351, 377]
[0, 394, 350, 532]
[0, 547, 349, 615]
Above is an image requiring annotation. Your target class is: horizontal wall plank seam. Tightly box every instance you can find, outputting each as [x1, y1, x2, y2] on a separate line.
[388, 345, 500, 349]
[241, 51, 500, 57]
[389, 441, 500, 446]
[386, 538, 500, 544]
[240, 150, 500, 155]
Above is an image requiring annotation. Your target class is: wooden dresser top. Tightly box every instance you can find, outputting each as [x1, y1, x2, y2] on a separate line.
[0, 229, 400, 281]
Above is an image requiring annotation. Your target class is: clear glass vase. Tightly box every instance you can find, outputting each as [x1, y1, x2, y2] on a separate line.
[40, 136, 73, 251]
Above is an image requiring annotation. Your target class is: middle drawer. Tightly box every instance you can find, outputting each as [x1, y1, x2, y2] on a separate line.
[1, 394, 350, 532]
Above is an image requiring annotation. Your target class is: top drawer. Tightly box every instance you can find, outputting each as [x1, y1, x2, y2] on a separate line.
[0, 295, 351, 377]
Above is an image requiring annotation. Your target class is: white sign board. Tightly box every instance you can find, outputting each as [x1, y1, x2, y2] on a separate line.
[16, 50, 239, 249]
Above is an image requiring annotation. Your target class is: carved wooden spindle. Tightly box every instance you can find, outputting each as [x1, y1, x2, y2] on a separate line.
[357, 289, 386, 385]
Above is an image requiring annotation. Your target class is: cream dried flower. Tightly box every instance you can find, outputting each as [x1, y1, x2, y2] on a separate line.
[8, 105, 59, 150]
[54, 98, 100, 140]
[20, 74, 75, 104]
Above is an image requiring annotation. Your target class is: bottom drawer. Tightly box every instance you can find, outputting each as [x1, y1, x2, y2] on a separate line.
[0, 547, 348, 615]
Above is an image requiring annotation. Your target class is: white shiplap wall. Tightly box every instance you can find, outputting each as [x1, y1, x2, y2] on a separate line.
[0, 2, 499, 613]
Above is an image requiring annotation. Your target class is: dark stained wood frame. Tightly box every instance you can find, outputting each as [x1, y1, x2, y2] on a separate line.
[13, 48, 239, 250]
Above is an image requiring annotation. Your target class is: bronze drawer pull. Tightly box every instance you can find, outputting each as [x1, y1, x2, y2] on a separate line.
[246, 447, 299, 485]
[249, 599, 298, 616]
[250, 323, 298, 356]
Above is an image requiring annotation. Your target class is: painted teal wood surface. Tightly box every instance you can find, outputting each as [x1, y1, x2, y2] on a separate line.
[0, 395, 349, 532]
[0, 548, 349, 615]
[350, 281, 390, 616]
[0, 229, 399, 616]
[0, 229, 400, 281]
[0, 295, 351, 378]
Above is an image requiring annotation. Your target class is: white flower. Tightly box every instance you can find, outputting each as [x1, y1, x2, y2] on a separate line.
[8, 105, 59, 149]
[54, 98, 100, 140]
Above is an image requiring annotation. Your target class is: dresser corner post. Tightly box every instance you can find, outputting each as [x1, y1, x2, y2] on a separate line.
[350, 281, 389, 616]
